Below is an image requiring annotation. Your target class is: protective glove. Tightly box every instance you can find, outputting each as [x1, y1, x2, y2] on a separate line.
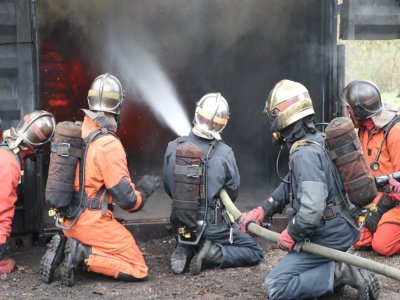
[238, 206, 265, 233]
[364, 194, 396, 233]
[0, 258, 15, 274]
[364, 210, 382, 233]
[277, 229, 295, 252]
[386, 178, 400, 202]
[136, 175, 162, 202]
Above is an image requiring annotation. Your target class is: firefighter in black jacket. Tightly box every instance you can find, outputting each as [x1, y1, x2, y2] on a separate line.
[239, 80, 380, 300]
[163, 93, 263, 275]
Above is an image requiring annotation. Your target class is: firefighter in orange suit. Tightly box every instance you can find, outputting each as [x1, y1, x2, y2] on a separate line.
[40, 73, 161, 286]
[0, 111, 55, 274]
[341, 80, 400, 256]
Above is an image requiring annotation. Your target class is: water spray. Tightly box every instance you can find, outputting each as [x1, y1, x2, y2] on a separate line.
[108, 44, 191, 137]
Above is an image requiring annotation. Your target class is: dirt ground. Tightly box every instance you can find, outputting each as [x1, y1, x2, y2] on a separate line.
[3, 235, 400, 300]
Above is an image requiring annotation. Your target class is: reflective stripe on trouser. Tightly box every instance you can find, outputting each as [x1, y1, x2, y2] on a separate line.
[63, 210, 147, 279]
[264, 252, 335, 300]
[354, 223, 400, 256]
[202, 221, 263, 268]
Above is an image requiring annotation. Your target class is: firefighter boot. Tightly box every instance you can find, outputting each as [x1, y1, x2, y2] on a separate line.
[190, 239, 222, 276]
[40, 234, 67, 283]
[333, 262, 380, 300]
[61, 238, 91, 287]
[170, 243, 194, 274]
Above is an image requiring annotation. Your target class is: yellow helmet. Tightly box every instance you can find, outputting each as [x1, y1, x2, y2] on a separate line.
[264, 79, 315, 132]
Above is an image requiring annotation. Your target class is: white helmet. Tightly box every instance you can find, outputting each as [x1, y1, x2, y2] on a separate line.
[193, 93, 229, 139]
[87, 73, 124, 115]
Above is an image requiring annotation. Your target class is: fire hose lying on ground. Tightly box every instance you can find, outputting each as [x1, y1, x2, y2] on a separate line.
[219, 189, 400, 281]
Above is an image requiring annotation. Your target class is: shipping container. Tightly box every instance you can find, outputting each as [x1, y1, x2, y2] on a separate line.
[0, 0, 399, 243]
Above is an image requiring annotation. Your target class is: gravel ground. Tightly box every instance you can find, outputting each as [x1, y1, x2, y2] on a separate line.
[2, 235, 400, 299]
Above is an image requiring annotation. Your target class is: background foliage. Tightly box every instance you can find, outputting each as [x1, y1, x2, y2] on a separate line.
[345, 40, 400, 104]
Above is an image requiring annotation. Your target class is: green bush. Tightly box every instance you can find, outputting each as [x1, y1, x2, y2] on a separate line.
[344, 40, 400, 96]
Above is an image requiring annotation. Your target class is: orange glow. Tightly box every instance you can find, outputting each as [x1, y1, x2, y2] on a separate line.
[40, 37, 94, 122]
[48, 99, 69, 107]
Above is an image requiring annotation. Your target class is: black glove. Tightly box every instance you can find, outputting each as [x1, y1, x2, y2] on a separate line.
[261, 197, 285, 224]
[136, 175, 161, 202]
[365, 194, 396, 233]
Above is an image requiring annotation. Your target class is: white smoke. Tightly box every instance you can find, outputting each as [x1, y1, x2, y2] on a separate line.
[36, 0, 288, 137]
[109, 43, 191, 136]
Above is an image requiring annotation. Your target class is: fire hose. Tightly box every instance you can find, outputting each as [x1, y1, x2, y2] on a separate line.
[219, 189, 400, 281]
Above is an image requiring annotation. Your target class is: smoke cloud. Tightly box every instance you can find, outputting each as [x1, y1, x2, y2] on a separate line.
[36, 0, 288, 137]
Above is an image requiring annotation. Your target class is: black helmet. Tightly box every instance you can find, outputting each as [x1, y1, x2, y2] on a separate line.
[341, 80, 382, 120]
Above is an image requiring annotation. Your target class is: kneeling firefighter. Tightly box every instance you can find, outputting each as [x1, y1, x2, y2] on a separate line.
[40, 73, 161, 286]
[238, 80, 380, 300]
[0, 111, 55, 274]
[163, 93, 263, 275]
[341, 80, 400, 256]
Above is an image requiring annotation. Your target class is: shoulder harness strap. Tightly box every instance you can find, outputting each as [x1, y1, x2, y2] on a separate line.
[289, 139, 310, 155]
[79, 128, 116, 211]
[373, 115, 400, 166]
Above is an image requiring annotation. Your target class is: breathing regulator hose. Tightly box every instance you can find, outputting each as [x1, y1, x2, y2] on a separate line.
[219, 189, 400, 281]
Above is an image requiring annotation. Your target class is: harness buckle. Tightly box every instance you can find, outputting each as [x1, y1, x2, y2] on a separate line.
[86, 198, 102, 210]
[52, 142, 71, 157]
[186, 164, 201, 177]
[323, 204, 339, 220]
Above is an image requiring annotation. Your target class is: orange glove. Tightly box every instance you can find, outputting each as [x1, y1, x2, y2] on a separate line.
[387, 178, 400, 201]
[238, 206, 265, 233]
[277, 229, 295, 252]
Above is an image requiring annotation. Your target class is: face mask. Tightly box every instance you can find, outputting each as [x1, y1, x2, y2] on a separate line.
[360, 118, 375, 131]
[347, 107, 360, 128]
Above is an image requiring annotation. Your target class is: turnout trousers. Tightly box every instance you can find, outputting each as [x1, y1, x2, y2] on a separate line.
[202, 220, 264, 268]
[264, 217, 359, 300]
[63, 209, 147, 279]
